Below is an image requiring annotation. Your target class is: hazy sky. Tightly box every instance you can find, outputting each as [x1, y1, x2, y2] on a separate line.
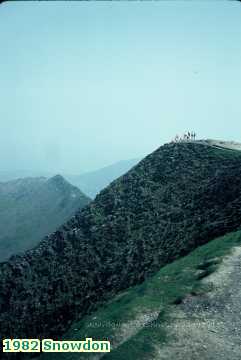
[0, 1, 241, 174]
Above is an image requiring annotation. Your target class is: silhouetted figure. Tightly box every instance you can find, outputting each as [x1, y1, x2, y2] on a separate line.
[171, 132, 196, 143]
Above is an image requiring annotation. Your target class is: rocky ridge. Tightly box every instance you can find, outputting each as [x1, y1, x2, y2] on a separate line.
[1, 141, 241, 351]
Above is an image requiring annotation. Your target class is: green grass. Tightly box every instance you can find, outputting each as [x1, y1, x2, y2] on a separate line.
[41, 230, 241, 360]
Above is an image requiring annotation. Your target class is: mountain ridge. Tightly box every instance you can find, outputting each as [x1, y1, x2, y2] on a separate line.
[66, 158, 140, 198]
[1, 141, 241, 353]
[0, 175, 90, 261]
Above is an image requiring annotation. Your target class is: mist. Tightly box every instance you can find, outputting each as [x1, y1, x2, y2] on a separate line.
[0, 1, 241, 175]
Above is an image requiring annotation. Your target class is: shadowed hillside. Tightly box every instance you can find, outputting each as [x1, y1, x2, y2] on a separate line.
[0, 175, 90, 261]
[1, 141, 241, 354]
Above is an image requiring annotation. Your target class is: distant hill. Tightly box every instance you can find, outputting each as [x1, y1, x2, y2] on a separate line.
[1, 140, 241, 349]
[0, 159, 141, 200]
[66, 159, 140, 198]
[0, 170, 53, 182]
[0, 175, 90, 261]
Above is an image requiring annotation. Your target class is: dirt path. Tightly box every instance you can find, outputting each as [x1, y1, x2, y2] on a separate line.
[197, 139, 241, 151]
[155, 246, 241, 360]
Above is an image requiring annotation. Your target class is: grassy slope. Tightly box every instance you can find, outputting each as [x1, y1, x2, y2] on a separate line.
[41, 230, 241, 360]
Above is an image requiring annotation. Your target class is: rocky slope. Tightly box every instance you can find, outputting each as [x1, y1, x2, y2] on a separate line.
[40, 230, 241, 360]
[0, 175, 90, 261]
[1, 141, 241, 353]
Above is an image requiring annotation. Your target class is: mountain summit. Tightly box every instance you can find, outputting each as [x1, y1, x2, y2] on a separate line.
[0, 175, 90, 261]
[47, 174, 71, 189]
[1, 141, 241, 346]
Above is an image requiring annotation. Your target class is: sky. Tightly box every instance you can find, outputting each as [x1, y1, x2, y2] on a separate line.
[0, 1, 241, 174]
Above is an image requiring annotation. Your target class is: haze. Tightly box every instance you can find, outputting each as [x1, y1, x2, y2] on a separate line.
[0, 1, 240, 174]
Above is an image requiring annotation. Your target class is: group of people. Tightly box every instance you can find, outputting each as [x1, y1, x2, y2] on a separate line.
[172, 131, 196, 143]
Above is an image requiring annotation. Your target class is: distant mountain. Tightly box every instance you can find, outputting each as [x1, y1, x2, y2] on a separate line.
[0, 159, 141, 199]
[1, 140, 241, 347]
[66, 159, 140, 198]
[0, 170, 53, 182]
[0, 175, 90, 261]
